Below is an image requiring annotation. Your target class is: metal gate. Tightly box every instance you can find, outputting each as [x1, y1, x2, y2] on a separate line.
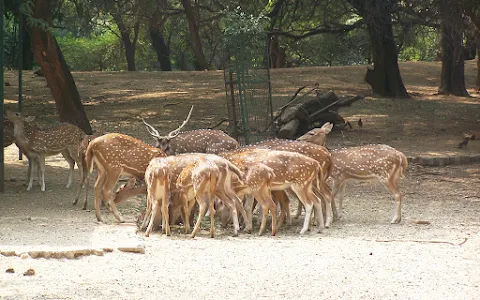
[223, 35, 276, 145]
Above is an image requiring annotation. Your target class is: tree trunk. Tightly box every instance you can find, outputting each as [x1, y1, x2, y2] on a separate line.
[150, 30, 172, 71]
[476, 35, 480, 91]
[363, 1, 408, 98]
[438, 0, 469, 96]
[149, 9, 172, 71]
[180, 0, 208, 70]
[21, 25, 34, 70]
[111, 12, 139, 71]
[31, 0, 92, 134]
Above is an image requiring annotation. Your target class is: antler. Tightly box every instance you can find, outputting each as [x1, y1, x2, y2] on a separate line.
[142, 118, 163, 139]
[167, 105, 194, 138]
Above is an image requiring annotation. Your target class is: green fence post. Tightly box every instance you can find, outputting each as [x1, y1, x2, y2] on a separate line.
[0, 0, 5, 193]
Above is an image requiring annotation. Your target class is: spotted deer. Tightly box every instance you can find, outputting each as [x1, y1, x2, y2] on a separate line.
[221, 148, 324, 235]
[297, 124, 408, 223]
[142, 153, 246, 237]
[175, 159, 220, 238]
[84, 133, 167, 223]
[5, 111, 84, 192]
[142, 106, 239, 155]
[73, 133, 105, 209]
[253, 139, 335, 228]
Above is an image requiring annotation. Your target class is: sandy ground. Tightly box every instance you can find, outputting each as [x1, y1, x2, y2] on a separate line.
[1, 62, 480, 299]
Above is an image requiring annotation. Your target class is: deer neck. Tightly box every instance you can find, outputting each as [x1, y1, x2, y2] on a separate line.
[12, 121, 31, 149]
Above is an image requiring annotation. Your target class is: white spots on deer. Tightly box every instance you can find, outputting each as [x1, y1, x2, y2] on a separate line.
[5, 111, 84, 192]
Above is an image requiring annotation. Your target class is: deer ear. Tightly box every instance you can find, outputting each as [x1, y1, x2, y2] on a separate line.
[320, 122, 333, 134]
[25, 116, 36, 122]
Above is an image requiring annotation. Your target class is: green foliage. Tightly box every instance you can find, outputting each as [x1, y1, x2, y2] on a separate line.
[288, 29, 371, 66]
[221, 6, 270, 67]
[222, 6, 270, 46]
[19, 0, 51, 31]
[398, 26, 439, 61]
[57, 32, 124, 71]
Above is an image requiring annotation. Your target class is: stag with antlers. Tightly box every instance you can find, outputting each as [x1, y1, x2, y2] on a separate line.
[142, 106, 239, 155]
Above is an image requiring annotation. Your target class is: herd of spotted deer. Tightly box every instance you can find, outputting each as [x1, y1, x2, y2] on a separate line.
[3, 107, 408, 238]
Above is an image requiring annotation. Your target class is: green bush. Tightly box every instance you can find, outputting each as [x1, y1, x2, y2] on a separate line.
[57, 32, 125, 71]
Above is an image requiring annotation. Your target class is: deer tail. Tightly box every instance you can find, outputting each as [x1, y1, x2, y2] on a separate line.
[226, 160, 244, 183]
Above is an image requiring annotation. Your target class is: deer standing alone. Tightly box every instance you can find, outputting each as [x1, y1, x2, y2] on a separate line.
[6, 111, 84, 192]
[297, 123, 408, 223]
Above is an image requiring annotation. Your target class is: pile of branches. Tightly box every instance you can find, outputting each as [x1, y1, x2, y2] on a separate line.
[274, 85, 364, 138]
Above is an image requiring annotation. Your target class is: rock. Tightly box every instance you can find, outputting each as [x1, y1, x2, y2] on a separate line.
[117, 246, 145, 254]
[23, 269, 36, 276]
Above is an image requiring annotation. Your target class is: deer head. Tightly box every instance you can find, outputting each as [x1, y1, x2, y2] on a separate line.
[142, 106, 194, 151]
[296, 122, 333, 146]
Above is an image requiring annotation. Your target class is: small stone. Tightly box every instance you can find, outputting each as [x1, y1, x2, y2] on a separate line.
[6, 268, 15, 273]
[23, 269, 35, 276]
[117, 246, 145, 254]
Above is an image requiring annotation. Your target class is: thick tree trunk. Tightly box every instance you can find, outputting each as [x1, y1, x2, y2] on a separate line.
[438, 0, 469, 96]
[150, 30, 172, 71]
[180, 0, 208, 70]
[112, 12, 139, 71]
[21, 26, 34, 70]
[364, 3, 408, 98]
[476, 36, 480, 91]
[477, 48, 480, 91]
[149, 9, 172, 71]
[31, 0, 92, 134]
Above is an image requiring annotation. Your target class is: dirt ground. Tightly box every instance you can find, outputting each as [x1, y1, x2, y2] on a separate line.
[1, 61, 480, 299]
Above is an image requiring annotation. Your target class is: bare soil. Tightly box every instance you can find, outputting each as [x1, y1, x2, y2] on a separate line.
[1, 61, 480, 299]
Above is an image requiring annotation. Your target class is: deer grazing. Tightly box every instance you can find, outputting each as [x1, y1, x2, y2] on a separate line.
[73, 133, 104, 209]
[254, 137, 335, 227]
[5, 111, 84, 192]
[297, 123, 408, 223]
[142, 106, 239, 155]
[84, 133, 167, 223]
[221, 148, 324, 235]
[141, 153, 247, 237]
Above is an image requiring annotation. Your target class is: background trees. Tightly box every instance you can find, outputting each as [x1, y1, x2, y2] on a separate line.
[3, 0, 480, 98]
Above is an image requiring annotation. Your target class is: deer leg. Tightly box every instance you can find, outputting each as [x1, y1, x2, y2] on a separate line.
[243, 194, 255, 234]
[191, 194, 208, 238]
[291, 186, 315, 234]
[273, 191, 289, 229]
[141, 194, 153, 232]
[38, 154, 46, 192]
[315, 184, 334, 228]
[208, 193, 216, 238]
[183, 195, 194, 234]
[255, 188, 277, 236]
[71, 149, 85, 205]
[382, 180, 403, 224]
[94, 172, 107, 222]
[294, 200, 303, 219]
[310, 189, 325, 233]
[145, 199, 159, 237]
[26, 157, 35, 191]
[217, 188, 244, 235]
[62, 151, 75, 189]
[101, 171, 124, 223]
[332, 180, 346, 220]
[219, 194, 240, 237]
[161, 194, 170, 237]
